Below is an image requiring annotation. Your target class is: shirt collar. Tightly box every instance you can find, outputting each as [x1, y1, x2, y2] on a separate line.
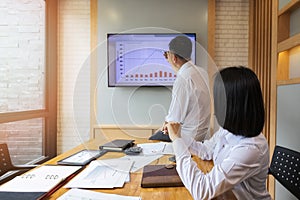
[177, 61, 193, 75]
[221, 127, 245, 146]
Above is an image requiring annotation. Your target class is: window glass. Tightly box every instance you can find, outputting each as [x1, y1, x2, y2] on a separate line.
[0, 0, 45, 113]
[0, 118, 44, 165]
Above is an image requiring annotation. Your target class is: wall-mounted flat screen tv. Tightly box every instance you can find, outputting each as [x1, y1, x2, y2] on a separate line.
[107, 33, 196, 87]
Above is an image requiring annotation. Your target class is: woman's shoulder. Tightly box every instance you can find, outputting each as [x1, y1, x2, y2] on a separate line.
[220, 128, 268, 151]
[240, 133, 268, 146]
[232, 133, 269, 157]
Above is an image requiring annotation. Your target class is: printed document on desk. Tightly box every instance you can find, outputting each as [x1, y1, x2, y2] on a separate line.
[120, 154, 163, 172]
[58, 188, 141, 200]
[64, 159, 133, 189]
[0, 165, 82, 192]
[137, 142, 174, 155]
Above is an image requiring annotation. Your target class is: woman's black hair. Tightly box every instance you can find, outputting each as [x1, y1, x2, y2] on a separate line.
[213, 66, 265, 137]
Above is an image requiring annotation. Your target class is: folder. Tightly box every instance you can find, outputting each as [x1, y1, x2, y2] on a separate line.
[141, 164, 184, 188]
[0, 192, 45, 200]
[57, 149, 107, 166]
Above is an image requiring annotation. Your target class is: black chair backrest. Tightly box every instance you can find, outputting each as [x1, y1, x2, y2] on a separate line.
[0, 143, 15, 176]
[269, 145, 300, 199]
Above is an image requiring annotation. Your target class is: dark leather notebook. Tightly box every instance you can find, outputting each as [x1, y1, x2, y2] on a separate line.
[99, 139, 135, 152]
[141, 165, 184, 188]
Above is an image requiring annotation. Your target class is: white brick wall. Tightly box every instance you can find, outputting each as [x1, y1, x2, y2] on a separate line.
[215, 0, 249, 67]
[57, 0, 90, 154]
[0, 0, 45, 164]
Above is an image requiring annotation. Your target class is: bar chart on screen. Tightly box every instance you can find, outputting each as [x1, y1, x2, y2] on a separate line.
[116, 46, 175, 85]
[107, 33, 196, 86]
[120, 65, 176, 84]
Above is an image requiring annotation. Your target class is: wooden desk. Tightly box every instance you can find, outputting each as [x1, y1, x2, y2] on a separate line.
[44, 136, 235, 200]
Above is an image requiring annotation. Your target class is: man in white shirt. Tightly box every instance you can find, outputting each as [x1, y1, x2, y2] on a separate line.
[161, 35, 211, 141]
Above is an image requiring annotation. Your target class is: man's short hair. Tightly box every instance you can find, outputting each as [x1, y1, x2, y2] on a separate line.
[169, 35, 192, 61]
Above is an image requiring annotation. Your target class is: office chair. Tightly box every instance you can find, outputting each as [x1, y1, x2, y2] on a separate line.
[0, 143, 37, 185]
[269, 145, 300, 199]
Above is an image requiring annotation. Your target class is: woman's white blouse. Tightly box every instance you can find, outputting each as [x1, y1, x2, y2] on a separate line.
[172, 127, 272, 200]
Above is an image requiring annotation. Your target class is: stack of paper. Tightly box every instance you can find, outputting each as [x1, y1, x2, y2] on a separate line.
[107, 142, 174, 173]
[58, 188, 141, 200]
[64, 159, 133, 189]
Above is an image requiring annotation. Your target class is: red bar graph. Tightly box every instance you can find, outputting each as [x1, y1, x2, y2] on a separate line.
[123, 70, 176, 84]
[126, 71, 175, 78]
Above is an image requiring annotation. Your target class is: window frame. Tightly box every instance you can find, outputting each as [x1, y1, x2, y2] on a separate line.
[0, 0, 58, 163]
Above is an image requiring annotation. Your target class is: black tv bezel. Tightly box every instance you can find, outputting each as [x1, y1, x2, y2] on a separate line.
[107, 33, 197, 87]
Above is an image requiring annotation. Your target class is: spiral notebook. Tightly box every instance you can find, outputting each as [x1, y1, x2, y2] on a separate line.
[0, 165, 82, 199]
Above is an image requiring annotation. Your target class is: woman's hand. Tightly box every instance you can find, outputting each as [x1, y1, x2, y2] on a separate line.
[166, 122, 181, 141]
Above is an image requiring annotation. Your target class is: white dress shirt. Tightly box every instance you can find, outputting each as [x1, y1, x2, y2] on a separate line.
[165, 61, 211, 141]
[173, 127, 272, 200]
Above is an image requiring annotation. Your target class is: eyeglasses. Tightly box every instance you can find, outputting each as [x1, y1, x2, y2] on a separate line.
[163, 51, 168, 59]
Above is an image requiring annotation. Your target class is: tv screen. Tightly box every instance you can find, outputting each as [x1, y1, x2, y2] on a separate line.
[107, 33, 196, 87]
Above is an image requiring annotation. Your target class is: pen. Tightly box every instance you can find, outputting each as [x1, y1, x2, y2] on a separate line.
[112, 170, 117, 176]
[162, 143, 166, 153]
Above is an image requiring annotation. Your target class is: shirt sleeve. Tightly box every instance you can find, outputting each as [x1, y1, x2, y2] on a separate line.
[173, 138, 263, 200]
[165, 76, 189, 123]
[186, 129, 221, 160]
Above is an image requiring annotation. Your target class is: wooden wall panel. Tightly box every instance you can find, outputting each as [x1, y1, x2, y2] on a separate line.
[249, 0, 272, 146]
[249, 0, 276, 198]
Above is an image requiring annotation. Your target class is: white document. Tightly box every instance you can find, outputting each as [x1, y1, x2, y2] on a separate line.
[137, 142, 174, 155]
[161, 142, 174, 155]
[0, 165, 82, 192]
[64, 159, 133, 189]
[57, 188, 141, 200]
[120, 154, 163, 172]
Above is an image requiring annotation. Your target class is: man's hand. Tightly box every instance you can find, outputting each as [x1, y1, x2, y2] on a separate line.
[166, 122, 181, 141]
[160, 121, 168, 134]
